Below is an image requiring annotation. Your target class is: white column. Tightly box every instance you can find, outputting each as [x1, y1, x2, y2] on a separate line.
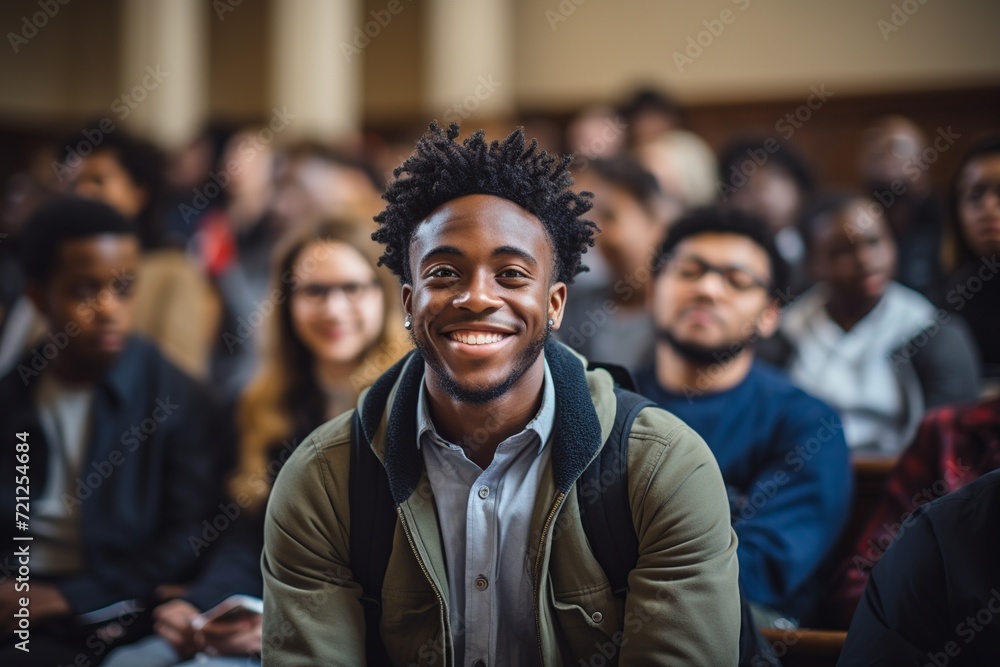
[425, 0, 514, 122]
[271, 0, 361, 142]
[119, 0, 207, 149]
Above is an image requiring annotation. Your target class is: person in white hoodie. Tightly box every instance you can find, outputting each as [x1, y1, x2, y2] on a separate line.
[763, 193, 980, 456]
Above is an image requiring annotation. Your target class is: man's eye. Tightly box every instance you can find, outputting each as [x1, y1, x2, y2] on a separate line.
[499, 269, 527, 279]
[429, 268, 457, 279]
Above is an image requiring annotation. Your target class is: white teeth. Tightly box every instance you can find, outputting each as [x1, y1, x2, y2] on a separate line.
[450, 331, 506, 345]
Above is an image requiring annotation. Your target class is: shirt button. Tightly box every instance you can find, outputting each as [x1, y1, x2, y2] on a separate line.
[475, 576, 489, 591]
[478, 486, 490, 499]
[591, 611, 603, 623]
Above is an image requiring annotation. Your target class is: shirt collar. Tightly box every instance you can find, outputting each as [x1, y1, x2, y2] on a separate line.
[416, 356, 556, 454]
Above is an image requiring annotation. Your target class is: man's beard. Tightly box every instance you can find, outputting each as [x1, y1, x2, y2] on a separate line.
[411, 324, 551, 404]
[656, 327, 755, 367]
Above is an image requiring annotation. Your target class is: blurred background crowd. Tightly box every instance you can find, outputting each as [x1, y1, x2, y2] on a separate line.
[0, 0, 998, 664]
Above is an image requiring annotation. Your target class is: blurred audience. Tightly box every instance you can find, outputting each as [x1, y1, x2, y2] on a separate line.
[102, 220, 405, 667]
[0, 198, 221, 666]
[832, 395, 1000, 627]
[858, 115, 946, 295]
[564, 105, 628, 159]
[561, 157, 667, 371]
[764, 194, 980, 455]
[636, 206, 851, 626]
[620, 87, 684, 149]
[936, 135, 1000, 379]
[837, 467, 1000, 665]
[69, 128, 219, 379]
[636, 129, 718, 209]
[718, 137, 817, 297]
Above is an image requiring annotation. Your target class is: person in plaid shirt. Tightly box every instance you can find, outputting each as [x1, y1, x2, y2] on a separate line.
[833, 396, 1000, 627]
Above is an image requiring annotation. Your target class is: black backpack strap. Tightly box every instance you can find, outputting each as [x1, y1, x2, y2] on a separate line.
[349, 409, 396, 665]
[577, 386, 654, 598]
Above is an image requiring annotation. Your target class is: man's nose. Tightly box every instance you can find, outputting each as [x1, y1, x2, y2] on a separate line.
[452, 271, 503, 311]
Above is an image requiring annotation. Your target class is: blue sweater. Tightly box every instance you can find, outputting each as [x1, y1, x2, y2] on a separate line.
[636, 360, 852, 621]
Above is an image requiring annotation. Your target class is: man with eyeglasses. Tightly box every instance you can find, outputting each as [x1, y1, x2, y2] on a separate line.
[635, 205, 852, 628]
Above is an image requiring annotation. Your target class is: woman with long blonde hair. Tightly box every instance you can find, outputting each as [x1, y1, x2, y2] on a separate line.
[104, 219, 407, 666]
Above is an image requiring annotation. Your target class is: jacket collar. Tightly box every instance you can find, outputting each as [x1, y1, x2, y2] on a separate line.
[357, 339, 610, 506]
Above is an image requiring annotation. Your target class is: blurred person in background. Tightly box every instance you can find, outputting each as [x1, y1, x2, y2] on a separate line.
[69, 127, 219, 379]
[858, 115, 946, 295]
[718, 137, 817, 297]
[636, 129, 718, 210]
[102, 220, 405, 667]
[832, 394, 1000, 627]
[637, 206, 851, 627]
[936, 135, 1000, 380]
[0, 198, 220, 666]
[765, 194, 980, 455]
[564, 105, 628, 159]
[561, 156, 669, 372]
[270, 141, 385, 232]
[162, 122, 236, 241]
[620, 87, 684, 149]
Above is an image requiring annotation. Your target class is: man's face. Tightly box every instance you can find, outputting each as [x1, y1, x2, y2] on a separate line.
[27, 234, 140, 376]
[578, 173, 661, 282]
[74, 151, 147, 220]
[652, 233, 777, 363]
[729, 165, 802, 233]
[811, 202, 896, 303]
[957, 155, 1000, 258]
[402, 194, 566, 404]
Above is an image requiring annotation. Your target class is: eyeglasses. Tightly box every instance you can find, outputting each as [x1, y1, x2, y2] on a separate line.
[961, 181, 1000, 206]
[666, 257, 771, 293]
[292, 280, 380, 305]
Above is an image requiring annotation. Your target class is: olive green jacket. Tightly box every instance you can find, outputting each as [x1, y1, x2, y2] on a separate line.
[262, 341, 740, 665]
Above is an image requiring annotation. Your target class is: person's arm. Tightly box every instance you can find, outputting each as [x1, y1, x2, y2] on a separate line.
[733, 400, 852, 616]
[618, 411, 741, 666]
[908, 316, 981, 409]
[55, 384, 221, 613]
[836, 502, 952, 666]
[261, 415, 366, 666]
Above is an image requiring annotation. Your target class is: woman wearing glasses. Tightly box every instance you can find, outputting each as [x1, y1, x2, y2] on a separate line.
[104, 220, 407, 666]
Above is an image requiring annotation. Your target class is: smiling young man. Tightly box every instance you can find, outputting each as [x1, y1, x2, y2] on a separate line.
[636, 206, 851, 627]
[262, 124, 741, 666]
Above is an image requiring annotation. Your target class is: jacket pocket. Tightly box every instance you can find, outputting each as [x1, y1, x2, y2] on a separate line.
[381, 589, 446, 666]
[550, 581, 626, 664]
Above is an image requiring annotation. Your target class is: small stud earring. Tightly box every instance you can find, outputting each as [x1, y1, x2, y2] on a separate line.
[547, 318, 554, 327]
[404, 315, 412, 330]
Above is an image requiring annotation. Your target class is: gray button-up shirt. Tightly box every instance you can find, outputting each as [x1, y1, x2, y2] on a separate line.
[417, 359, 555, 667]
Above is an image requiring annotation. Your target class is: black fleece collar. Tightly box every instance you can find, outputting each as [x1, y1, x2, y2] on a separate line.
[357, 339, 605, 506]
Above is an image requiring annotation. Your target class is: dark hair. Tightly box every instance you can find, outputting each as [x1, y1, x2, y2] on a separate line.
[589, 157, 662, 212]
[63, 125, 168, 250]
[654, 205, 790, 297]
[717, 137, 816, 195]
[20, 196, 136, 283]
[372, 122, 597, 285]
[947, 135, 1000, 268]
[620, 87, 683, 125]
[796, 192, 879, 256]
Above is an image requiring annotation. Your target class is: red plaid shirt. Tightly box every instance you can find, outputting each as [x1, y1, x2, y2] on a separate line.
[833, 396, 1000, 626]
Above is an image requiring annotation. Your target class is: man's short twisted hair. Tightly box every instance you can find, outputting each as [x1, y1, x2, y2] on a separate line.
[372, 122, 597, 284]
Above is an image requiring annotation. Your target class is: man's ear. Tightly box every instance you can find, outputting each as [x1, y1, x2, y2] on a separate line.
[758, 300, 781, 339]
[400, 283, 412, 321]
[547, 281, 567, 329]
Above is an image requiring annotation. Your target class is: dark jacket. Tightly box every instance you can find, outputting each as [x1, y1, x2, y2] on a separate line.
[0, 336, 221, 614]
[837, 467, 1000, 666]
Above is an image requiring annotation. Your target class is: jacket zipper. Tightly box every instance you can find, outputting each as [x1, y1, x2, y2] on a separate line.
[397, 507, 451, 665]
[533, 491, 566, 667]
